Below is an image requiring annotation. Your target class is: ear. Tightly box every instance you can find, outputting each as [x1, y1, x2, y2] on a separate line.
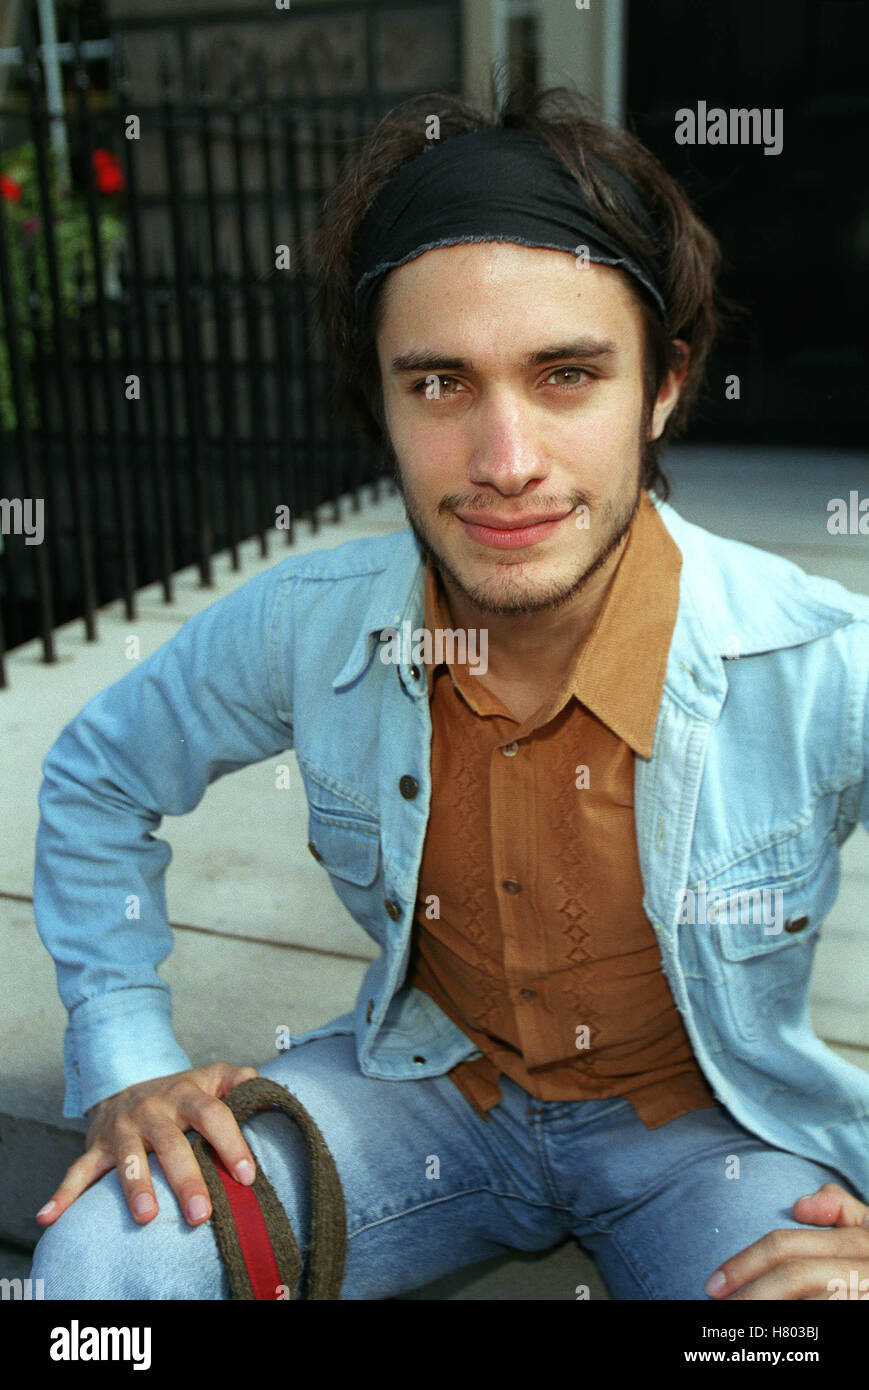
[648, 339, 691, 442]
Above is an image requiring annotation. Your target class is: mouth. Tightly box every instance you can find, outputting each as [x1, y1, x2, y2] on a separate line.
[454, 509, 575, 550]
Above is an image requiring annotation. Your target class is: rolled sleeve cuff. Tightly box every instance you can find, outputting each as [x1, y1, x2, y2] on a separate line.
[63, 986, 193, 1118]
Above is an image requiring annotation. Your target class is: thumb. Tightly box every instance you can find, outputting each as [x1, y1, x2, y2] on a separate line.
[792, 1181, 869, 1229]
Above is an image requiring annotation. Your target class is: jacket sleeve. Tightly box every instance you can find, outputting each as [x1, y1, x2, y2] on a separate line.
[33, 562, 295, 1118]
[856, 617, 869, 836]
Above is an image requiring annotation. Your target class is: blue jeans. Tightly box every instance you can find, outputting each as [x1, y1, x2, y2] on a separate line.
[30, 1034, 860, 1300]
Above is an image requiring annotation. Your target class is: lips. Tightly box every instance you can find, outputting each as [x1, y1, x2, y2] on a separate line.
[454, 509, 575, 550]
[454, 509, 573, 530]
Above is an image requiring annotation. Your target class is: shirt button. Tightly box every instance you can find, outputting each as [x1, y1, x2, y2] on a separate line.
[307, 841, 323, 862]
[519, 987, 536, 1002]
[413, 1055, 426, 1065]
[784, 915, 809, 933]
[502, 742, 519, 757]
[399, 774, 419, 799]
[384, 898, 402, 920]
[502, 879, 521, 894]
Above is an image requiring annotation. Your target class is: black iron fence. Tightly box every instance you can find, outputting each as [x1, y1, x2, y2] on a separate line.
[0, 3, 461, 687]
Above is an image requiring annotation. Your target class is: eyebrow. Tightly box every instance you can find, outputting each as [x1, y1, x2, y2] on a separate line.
[389, 338, 619, 374]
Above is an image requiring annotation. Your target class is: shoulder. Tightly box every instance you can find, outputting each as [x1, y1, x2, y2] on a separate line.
[267, 528, 421, 585]
[655, 498, 869, 654]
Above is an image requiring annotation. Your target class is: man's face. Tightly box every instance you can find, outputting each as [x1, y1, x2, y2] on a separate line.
[375, 241, 684, 619]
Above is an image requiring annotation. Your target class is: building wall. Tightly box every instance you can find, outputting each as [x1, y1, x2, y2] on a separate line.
[539, 0, 623, 121]
[105, 0, 619, 114]
[463, 0, 618, 116]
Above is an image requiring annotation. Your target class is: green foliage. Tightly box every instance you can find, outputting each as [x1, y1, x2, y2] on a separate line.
[0, 140, 126, 432]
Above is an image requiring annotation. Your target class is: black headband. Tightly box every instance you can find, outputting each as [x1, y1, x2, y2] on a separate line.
[351, 127, 669, 338]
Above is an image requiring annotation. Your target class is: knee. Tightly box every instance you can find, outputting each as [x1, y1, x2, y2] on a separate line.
[31, 1169, 132, 1299]
[30, 1166, 228, 1301]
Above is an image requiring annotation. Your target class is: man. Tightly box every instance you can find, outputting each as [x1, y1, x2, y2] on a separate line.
[30, 84, 869, 1300]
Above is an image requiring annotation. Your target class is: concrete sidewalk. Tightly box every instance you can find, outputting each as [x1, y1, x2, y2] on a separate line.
[2, 447, 868, 1299]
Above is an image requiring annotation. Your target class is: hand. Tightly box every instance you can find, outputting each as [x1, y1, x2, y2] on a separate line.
[705, 1182, 869, 1300]
[35, 1062, 260, 1229]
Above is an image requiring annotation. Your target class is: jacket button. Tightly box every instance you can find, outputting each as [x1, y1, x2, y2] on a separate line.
[413, 1055, 426, 1065]
[519, 987, 536, 1002]
[399, 774, 419, 799]
[307, 841, 323, 862]
[410, 665, 421, 680]
[384, 898, 402, 920]
[365, 999, 374, 1023]
[502, 878, 521, 894]
[785, 915, 809, 933]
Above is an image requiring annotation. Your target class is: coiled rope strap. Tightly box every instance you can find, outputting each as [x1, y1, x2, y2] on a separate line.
[189, 1076, 347, 1300]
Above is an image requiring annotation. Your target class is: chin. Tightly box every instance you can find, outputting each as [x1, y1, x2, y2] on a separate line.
[442, 556, 600, 617]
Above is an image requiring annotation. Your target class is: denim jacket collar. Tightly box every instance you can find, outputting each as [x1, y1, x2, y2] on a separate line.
[332, 495, 856, 714]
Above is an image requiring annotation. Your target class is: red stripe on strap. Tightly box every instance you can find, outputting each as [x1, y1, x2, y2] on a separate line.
[210, 1149, 283, 1300]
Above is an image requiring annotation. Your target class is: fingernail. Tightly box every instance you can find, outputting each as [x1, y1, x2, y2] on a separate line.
[187, 1194, 209, 1222]
[133, 1192, 156, 1217]
[705, 1270, 726, 1296]
[234, 1159, 255, 1184]
[36, 1200, 56, 1218]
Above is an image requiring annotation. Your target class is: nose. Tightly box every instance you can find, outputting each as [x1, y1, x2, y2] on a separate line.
[466, 388, 550, 495]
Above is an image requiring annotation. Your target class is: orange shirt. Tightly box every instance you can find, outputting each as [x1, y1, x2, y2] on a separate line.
[406, 490, 719, 1127]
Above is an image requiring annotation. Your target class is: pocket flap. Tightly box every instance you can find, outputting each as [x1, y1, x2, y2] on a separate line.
[710, 853, 837, 962]
[306, 806, 380, 887]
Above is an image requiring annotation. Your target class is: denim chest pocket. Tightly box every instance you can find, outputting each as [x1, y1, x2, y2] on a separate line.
[305, 796, 384, 942]
[307, 804, 380, 885]
[708, 844, 838, 1043]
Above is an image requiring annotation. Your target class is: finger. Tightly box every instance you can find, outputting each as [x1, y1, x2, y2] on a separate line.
[792, 1182, 869, 1229]
[180, 1090, 257, 1189]
[208, 1062, 259, 1099]
[113, 1134, 160, 1224]
[706, 1226, 869, 1298]
[35, 1146, 117, 1224]
[139, 1117, 215, 1227]
[724, 1257, 869, 1302]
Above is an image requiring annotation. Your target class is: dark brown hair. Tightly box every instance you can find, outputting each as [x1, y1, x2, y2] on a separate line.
[311, 80, 724, 500]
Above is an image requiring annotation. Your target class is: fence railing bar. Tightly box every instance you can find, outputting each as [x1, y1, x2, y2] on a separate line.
[115, 42, 174, 605]
[161, 48, 212, 589]
[0, 174, 55, 671]
[26, 260, 65, 606]
[72, 255, 108, 597]
[20, 22, 98, 643]
[229, 63, 267, 559]
[195, 60, 240, 573]
[281, 96, 317, 535]
[153, 252, 186, 579]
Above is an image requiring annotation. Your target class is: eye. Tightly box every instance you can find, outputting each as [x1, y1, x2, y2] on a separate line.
[545, 367, 592, 388]
[411, 375, 463, 398]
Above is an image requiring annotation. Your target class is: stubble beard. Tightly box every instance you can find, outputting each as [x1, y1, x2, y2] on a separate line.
[387, 447, 644, 618]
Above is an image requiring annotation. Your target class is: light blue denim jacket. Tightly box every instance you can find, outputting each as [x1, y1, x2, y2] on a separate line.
[33, 497, 869, 1201]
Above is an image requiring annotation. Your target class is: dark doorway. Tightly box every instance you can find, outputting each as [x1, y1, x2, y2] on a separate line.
[627, 0, 869, 447]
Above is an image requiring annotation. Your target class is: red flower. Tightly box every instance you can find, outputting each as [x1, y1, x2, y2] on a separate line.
[1, 172, 22, 203]
[92, 147, 124, 195]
